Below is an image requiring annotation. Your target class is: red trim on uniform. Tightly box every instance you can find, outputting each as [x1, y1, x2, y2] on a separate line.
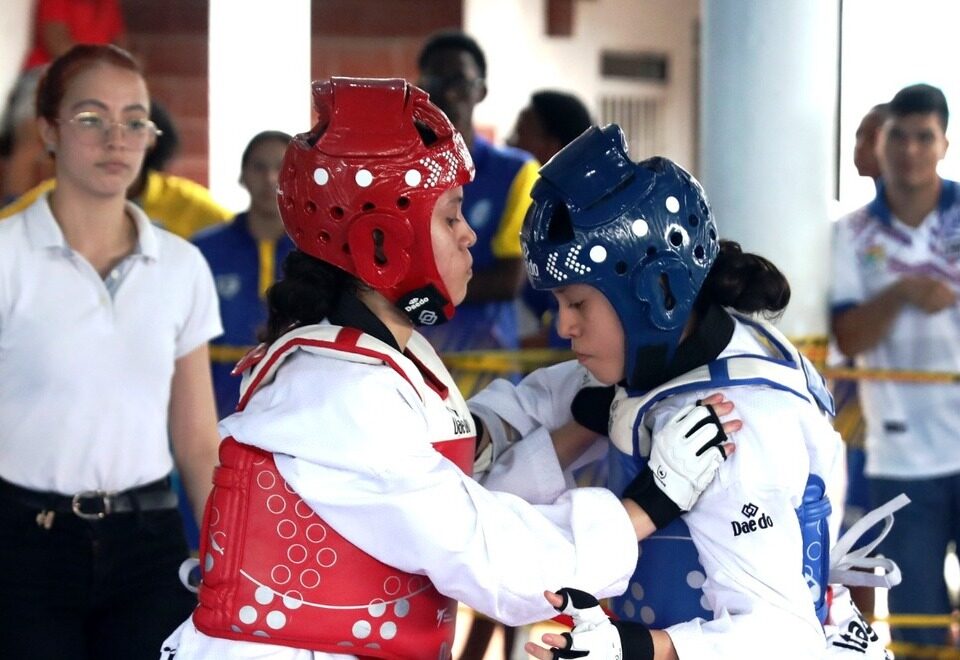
[335, 326, 363, 347]
[404, 348, 449, 399]
[236, 336, 423, 411]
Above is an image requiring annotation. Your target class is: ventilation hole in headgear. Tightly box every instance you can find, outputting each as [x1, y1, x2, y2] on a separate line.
[646, 246, 658, 258]
[318, 230, 330, 244]
[545, 202, 575, 242]
[372, 228, 387, 266]
[659, 273, 676, 311]
[304, 201, 317, 214]
[688, 214, 699, 227]
[615, 261, 628, 275]
[414, 120, 438, 147]
[362, 202, 375, 212]
[694, 245, 705, 260]
[397, 197, 410, 210]
[330, 206, 344, 219]
[709, 227, 717, 241]
[669, 231, 683, 247]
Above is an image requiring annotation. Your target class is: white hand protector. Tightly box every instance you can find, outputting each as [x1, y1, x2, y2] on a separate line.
[620, 402, 729, 529]
[550, 588, 653, 660]
[647, 403, 727, 511]
[823, 587, 893, 659]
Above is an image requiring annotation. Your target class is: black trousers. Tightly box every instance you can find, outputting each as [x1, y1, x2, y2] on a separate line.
[0, 491, 197, 660]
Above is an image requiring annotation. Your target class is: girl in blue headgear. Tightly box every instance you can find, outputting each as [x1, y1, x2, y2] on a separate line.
[471, 125, 902, 659]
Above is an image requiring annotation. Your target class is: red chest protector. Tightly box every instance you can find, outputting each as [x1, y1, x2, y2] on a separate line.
[192, 325, 476, 659]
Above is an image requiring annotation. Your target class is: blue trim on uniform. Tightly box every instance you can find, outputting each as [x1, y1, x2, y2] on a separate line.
[708, 360, 729, 381]
[830, 300, 860, 317]
[867, 178, 957, 226]
[734, 315, 795, 364]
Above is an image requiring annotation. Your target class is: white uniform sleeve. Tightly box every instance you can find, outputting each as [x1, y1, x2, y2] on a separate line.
[665, 608, 825, 660]
[649, 390, 826, 659]
[829, 217, 865, 312]
[173, 244, 223, 357]
[231, 355, 638, 627]
[469, 360, 599, 501]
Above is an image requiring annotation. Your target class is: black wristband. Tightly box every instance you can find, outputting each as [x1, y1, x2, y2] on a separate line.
[613, 620, 655, 660]
[621, 466, 682, 529]
[570, 385, 616, 436]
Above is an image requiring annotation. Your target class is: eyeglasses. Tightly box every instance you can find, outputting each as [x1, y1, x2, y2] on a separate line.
[58, 111, 162, 148]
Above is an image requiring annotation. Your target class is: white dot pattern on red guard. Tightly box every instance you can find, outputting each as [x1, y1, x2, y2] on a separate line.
[195, 438, 460, 657]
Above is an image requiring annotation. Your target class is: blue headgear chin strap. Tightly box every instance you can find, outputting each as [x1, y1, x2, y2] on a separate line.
[521, 124, 719, 390]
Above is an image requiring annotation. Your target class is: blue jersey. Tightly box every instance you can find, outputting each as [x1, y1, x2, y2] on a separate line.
[421, 137, 539, 351]
[193, 214, 295, 418]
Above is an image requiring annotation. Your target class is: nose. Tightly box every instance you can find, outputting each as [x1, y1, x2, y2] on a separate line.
[104, 122, 126, 147]
[555, 304, 578, 339]
[461, 220, 477, 249]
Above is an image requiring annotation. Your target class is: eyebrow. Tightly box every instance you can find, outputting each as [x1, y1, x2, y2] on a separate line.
[70, 99, 150, 114]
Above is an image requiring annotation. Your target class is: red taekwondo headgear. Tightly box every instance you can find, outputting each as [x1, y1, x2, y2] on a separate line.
[278, 77, 475, 326]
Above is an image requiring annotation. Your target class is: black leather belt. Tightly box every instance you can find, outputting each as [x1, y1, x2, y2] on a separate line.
[0, 476, 179, 520]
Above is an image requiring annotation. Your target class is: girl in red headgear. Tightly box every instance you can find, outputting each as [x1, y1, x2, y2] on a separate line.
[162, 78, 737, 660]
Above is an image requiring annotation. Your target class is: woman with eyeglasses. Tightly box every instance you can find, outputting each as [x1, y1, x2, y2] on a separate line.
[0, 44, 222, 659]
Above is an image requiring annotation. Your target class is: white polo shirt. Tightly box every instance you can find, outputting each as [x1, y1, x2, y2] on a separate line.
[0, 194, 222, 494]
[830, 179, 960, 478]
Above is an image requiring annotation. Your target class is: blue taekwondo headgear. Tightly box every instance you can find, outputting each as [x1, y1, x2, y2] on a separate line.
[521, 124, 719, 389]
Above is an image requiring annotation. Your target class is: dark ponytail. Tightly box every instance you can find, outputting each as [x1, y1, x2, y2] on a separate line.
[259, 250, 361, 344]
[695, 240, 790, 317]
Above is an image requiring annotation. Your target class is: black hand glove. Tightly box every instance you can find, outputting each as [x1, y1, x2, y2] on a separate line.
[551, 587, 654, 660]
[571, 385, 616, 436]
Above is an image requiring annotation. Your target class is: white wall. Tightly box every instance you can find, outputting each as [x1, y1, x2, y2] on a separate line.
[838, 0, 960, 214]
[208, 0, 312, 211]
[465, 0, 699, 168]
[0, 0, 34, 118]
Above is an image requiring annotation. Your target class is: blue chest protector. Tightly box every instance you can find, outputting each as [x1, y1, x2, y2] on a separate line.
[606, 315, 836, 627]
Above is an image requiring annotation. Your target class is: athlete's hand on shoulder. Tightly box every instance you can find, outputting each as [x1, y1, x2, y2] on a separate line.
[622, 394, 740, 530]
[525, 588, 654, 660]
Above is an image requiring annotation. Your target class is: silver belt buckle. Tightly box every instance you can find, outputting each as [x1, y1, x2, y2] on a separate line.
[71, 490, 112, 520]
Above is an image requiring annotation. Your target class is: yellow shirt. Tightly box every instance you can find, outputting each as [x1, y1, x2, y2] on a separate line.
[0, 171, 232, 239]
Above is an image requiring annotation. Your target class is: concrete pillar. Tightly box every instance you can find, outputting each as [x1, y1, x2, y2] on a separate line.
[700, 0, 839, 336]
[208, 1, 312, 210]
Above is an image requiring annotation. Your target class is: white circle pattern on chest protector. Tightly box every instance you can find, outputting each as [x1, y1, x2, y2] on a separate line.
[632, 219, 649, 237]
[313, 168, 329, 186]
[209, 454, 440, 648]
[665, 196, 680, 213]
[589, 245, 607, 263]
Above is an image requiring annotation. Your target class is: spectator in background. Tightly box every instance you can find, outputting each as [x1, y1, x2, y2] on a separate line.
[0, 67, 55, 204]
[22, 0, 127, 71]
[0, 44, 221, 660]
[837, 101, 889, 619]
[193, 130, 294, 420]
[831, 83, 960, 652]
[509, 89, 593, 349]
[853, 103, 889, 181]
[0, 100, 232, 237]
[416, 30, 539, 352]
[124, 101, 233, 237]
[509, 89, 592, 167]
